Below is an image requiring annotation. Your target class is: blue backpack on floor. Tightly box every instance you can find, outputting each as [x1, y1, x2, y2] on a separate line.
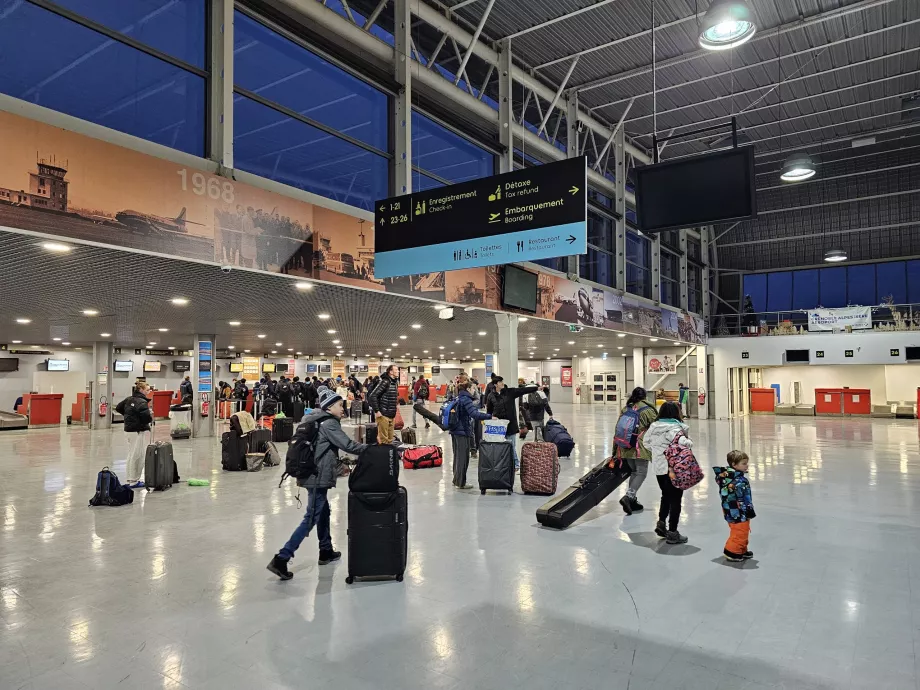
[89, 467, 134, 507]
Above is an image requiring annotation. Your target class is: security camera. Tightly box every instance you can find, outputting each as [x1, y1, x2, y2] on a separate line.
[220, 265, 232, 274]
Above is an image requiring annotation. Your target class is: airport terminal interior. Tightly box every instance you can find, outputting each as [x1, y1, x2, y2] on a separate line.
[2, 0, 920, 688]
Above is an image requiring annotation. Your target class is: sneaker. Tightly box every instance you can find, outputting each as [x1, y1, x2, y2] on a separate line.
[629, 498, 644, 512]
[742, 551, 754, 560]
[723, 550, 744, 562]
[618, 495, 634, 515]
[460, 484, 473, 490]
[130, 481, 145, 489]
[425, 424, 430, 429]
[318, 549, 342, 565]
[267, 555, 293, 580]
[470, 450, 478, 457]
[666, 531, 688, 544]
[654, 520, 667, 538]
[411, 424, 417, 429]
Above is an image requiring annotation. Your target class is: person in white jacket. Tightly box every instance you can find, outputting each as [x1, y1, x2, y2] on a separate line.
[643, 401, 692, 545]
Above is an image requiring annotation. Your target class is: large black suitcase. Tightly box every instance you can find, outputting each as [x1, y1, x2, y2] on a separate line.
[249, 428, 272, 454]
[349, 445, 400, 493]
[292, 400, 306, 421]
[145, 441, 174, 491]
[478, 441, 515, 495]
[272, 416, 294, 443]
[346, 488, 408, 584]
[365, 423, 378, 445]
[221, 432, 248, 471]
[536, 459, 631, 529]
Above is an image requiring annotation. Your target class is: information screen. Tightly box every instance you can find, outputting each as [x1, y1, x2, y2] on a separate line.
[47, 359, 70, 371]
[114, 360, 133, 372]
[143, 361, 162, 372]
[502, 265, 538, 313]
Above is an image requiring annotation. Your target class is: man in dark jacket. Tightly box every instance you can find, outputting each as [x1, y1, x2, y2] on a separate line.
[486, 376, 538, 468]
[483, 373, 498, 410]
[449, 378, 492, 489]
[368, 365, 399, 444]
[277, 376, 294, 417]
[268, 387, 367, 580]
[179, 375, 193, 404]
[305, 377, 319, 409]
[116, 382, 153, 488]
[412, 376, 431, 429]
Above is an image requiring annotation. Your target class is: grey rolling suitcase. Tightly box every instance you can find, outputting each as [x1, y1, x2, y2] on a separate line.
[145, 441, 174, 491]
[478, 441, 515, 495]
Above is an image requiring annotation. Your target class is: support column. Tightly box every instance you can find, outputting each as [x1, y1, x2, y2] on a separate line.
[192, 335, 216, 438]
[393, 0, 412, 194]
[208, 0, 233, 170]
[700, 226, 712, 319]
[565, 92, 581, 276]
[614, 126, 627, 292]
[92, 341, 113, 431]
[679, 230, 689, 312]
[495, 313, 519, 384]
[498, 40, 513, 174]
[696, 345, 708, 420]
[632, 347, 645, 391]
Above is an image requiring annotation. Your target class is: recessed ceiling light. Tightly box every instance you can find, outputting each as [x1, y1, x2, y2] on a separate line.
[82, 309, 99, 316]
[229, 346, 235, 350]
[244, 349, 251, 353]
[528, 337, 536, 341]
[318, 314, 330, 320]
[411, 324, 421, 329]
[288, 348, 294, 352]
[257, 334, 266, 339]
[229, 321, 241, 326]
[170, 297, 189, 306]
[15, 318, 31, 324]
[168, 346, 175, 350]
[567, 340, 575, 345]
[423, 350, 429, 353]
[400, 335, 408, 340]
[148, 342, 156, 346]
[582, 350, 588, 354]
[617, 333, 626, 338]
[378, 351, 383, 355]
[386, 348, 392, 352]
[294, 281, 312, 290]
[100, 333, 111, 337]
[62, 342, 70, 346]
[327, 329, 336, 334]
[439, 346, 445, 349]
[275, 342, 283, 346]
[391, 343, 398, 347]
[41, 241, 71, 253]
[597, 344, 603, 347]
[622, 353, 627, 357]
[650, 338, 658, 342]
[554, 348, 560, 352]
[11, 340, 21, 344]
[75, 347, 82, 350]
[52, 338, 61, 342]
[450, 352, 455, 354]
[478, 331, 487, 336]
[455, 340, 462, 344]
[271, 350, 277, 354]
[474, 348, 480, 352]
[331, 339, 339, 344]
[518, 317, 528, 322]
[30, 345, 38, 349]
[618, 346, 624, 350]
[319, 352, 325, 356]
[296, 351, 302, 355]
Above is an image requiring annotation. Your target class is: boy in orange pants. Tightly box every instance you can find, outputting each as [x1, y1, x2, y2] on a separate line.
[713, 450, 755, 561]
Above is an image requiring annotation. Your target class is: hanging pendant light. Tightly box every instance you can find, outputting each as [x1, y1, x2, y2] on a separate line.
[699, 0, 757, 51]
[780, 152, 817, 182]
[823, 249, 848, 263]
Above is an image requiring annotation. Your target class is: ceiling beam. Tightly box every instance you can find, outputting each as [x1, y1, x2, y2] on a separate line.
[718, 220, 920, 248]
[572, 0, 897, 94]
[453, 0, 496, 86]
[537, 57, 579, 136]
[752, 122, 920, 161]
[503, 0, 623, 41]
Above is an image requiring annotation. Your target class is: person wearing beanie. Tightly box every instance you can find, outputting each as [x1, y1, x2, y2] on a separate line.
[267, 387, 367, 580]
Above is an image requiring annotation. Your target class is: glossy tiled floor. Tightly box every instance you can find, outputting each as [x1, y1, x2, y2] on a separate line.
[2, 405, 920, 689]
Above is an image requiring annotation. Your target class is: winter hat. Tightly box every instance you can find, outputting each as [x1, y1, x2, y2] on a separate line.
[318, 387, 343, 411]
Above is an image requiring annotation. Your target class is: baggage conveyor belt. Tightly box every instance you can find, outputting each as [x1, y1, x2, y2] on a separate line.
[0, 410, 28, 430]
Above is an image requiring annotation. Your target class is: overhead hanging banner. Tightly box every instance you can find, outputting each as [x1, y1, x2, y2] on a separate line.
[374, 157, 587, 278]
[808, 307, 872, 331]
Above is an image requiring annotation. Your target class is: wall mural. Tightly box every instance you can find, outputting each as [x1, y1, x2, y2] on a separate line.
[0, 110, 705, 344]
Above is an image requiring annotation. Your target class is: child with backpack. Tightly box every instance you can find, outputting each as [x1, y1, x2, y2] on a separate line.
[643, 402, 692, 544]
[613, 387, 657, 515]
[713, 451, 756, 562]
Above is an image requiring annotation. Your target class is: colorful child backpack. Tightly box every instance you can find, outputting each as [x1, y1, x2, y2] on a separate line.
[613, 405, 642, 449]
[664, 431, 703, 490]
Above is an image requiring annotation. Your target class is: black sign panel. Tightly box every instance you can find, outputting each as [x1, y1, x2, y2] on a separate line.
[891, 349, 900, 356]
[815, 351, 824, 358]
[845, 350, 854, 358]
[741, 352, 749, 359]
[374, 157, 587, 278]
[113, 347, 121, 354]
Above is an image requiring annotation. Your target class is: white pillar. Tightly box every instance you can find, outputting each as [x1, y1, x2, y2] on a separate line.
[632, 347, 645, 391]
[696, 345, 708, 420]
[92, 341, 113, 430]
[495, 313, 519, 384]
[192, 335, 216, 438]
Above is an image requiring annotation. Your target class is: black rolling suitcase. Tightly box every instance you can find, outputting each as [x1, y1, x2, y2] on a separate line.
[365, 423, 378, 445]
[249, 428, 272, 454]
[221, 432, 248, 471]
[478, 441, 515, 495]
[145, 440, 175, 491]
[536, 458, 631, 529]
[272, 416, 294, 443]
[346, 488, 408, 584]
[292, 400, 306, 421]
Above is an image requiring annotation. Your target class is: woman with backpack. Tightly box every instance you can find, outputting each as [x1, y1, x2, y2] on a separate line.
[643, 402, 691, 544]
[615, 387, 657, 515]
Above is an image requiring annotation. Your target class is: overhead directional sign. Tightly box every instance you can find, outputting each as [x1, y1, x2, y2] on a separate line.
[374, 157, 587, 278]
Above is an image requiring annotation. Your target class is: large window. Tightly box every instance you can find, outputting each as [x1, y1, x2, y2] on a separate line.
[412, 111, 494, 184]
[0, 0, 207, 155]
[580, 210, 615, 288]
[233, 11, 389, 210]
[626, 231, 651, 299]
[688, 264, 703, 314]
[660, 250, 680, 307]
[743, 259, 920, 312]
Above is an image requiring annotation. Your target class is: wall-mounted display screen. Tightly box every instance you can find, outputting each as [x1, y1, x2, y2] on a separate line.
[319, 364, 331, 373]
[0, 358, 19, 372]
[172, 361, 191, 373]
[47, 359, 70, 371]
[229, 362, 244, 373]
[502, 265, 538, 313]
[114, 360, 134, 372]
[262, 363, 276, 373]
[275, 363, 289, 373]
[143, 361, 162, 372]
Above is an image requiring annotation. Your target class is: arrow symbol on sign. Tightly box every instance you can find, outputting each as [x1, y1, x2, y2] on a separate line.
[569, 186, 579, 195]
[379, 205, 385, 212]
[566, 235, 576, 244]
[379, 218, 384, 225]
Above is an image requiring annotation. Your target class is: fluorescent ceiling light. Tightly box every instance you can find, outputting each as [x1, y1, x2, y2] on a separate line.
[294, 281, 312, 290]
[318, 314, 330, 320]
[41, 241, 71, 253]
[170, 297, 189, 306]
[82, 309, 99, 316]
[229, 321, 240, 326]
[15, 318, 31, 324]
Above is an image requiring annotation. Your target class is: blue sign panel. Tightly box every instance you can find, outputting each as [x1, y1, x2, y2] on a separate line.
[374, 157, 587, 278]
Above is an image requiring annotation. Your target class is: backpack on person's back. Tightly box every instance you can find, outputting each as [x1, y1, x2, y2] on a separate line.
[418, 379, 429, 399]
[278, 415, 328, 487]
[614, 405, 644, 450]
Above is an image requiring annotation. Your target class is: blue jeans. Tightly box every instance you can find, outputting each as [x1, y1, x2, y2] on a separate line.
[279, 488, 332, 559]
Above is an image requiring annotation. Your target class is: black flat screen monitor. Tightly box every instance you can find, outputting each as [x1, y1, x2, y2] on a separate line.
[636, 146, 757, 232]
[502, 265, 538, 313]
[0, 358, 19, 372]
[275, 363, 289, 373]
[172, 361, 191, 373]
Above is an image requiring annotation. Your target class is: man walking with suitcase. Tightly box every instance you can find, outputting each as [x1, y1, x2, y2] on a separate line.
[368, 365, 398, 444]
[268, 387, 367, 580]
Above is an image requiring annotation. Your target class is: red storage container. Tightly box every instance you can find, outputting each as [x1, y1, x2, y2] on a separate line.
[150, 390, 173, 420]
[842, 388, 871, 416]
[749, 388, 776, 414]
[29, 393, 64, 426]
[815, 388, 844, 416]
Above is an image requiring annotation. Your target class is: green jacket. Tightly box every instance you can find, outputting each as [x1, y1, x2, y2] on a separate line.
[617, 401, 657, 461]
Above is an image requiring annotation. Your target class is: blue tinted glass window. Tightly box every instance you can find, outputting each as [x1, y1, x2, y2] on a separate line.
[534, 257, 566, 272]
[0, 2, 205, 155]
[908, 261, 920, 303]
[792, 270, 819, 310]
[580, 248, 614, 288]
[876, 261, 906, 304]
[587, 211, 613, 252]
[819, 267, 846, 308]
[412, 170, 444, 192]
[766, 272, 792, 312]
[626, 232, 649, 267]
[234, 96, 387, 211]
[234, 12, 388, 151]
[660, 278, 679, 308]
[412, 112, 493, 183]
[52, 0, 206, 67]
[743, 274, 767, 313]
[847, 265, 876, 306]
[626, 263, 651, 299]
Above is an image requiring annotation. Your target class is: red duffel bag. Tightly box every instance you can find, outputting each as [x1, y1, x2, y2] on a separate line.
[402, 445, 443, 469]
